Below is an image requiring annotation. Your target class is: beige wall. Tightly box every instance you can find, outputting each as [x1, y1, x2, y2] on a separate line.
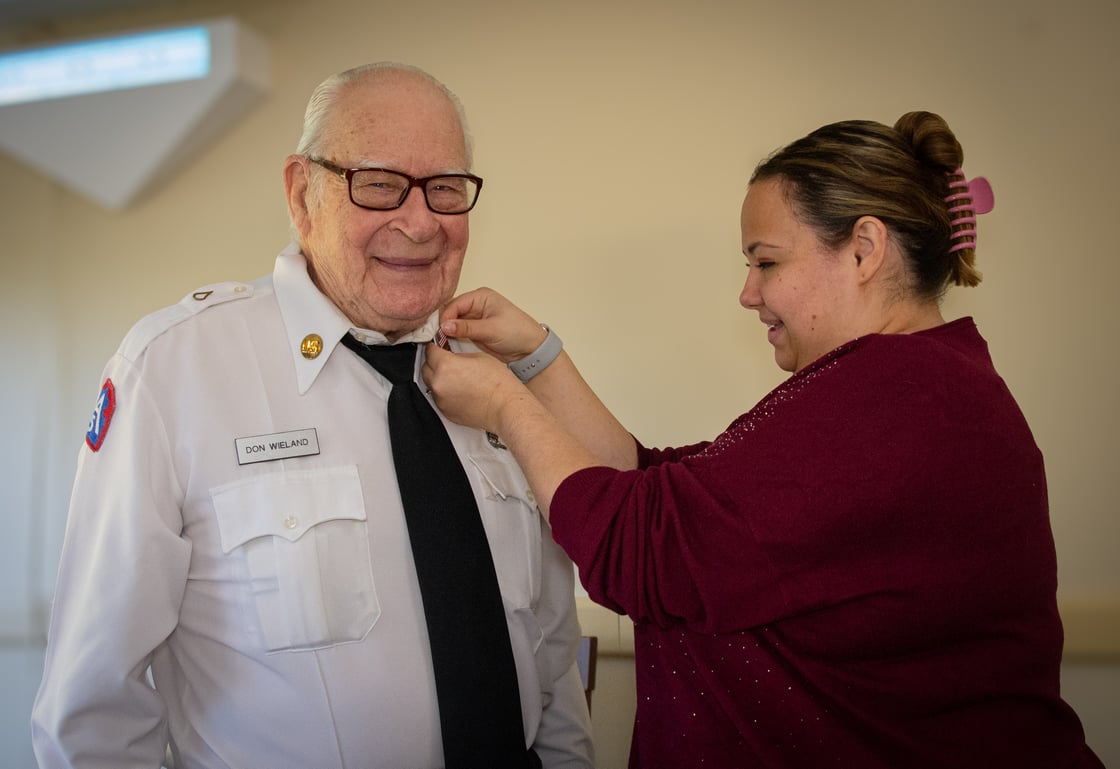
[2, 0, 1118, 767]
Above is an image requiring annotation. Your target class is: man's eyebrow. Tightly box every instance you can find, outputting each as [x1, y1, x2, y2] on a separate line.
[350, 158, 390, 169]
[351, 158, 471, 176]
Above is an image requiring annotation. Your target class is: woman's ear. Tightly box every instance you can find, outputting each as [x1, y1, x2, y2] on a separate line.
[852, 216, 889, 283]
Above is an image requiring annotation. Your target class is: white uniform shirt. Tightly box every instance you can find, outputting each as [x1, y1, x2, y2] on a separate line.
[31, 244, 594, 769]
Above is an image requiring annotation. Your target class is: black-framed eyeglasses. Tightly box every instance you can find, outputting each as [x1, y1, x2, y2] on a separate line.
[308, 157, 482, 214]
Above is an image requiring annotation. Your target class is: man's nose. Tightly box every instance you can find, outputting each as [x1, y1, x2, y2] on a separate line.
[391, 187, 442, 241]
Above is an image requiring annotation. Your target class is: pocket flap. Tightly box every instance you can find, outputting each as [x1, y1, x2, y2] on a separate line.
[211, 465, 366, 553]
[468, 452, 533, 504]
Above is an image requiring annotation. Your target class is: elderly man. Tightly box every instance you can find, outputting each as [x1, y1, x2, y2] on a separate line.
[32, 62, 593, 769]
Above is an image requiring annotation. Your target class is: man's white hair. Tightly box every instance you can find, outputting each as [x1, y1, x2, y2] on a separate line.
[294, 61, 473, 167]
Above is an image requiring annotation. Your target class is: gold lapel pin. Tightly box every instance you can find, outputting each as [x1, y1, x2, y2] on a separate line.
[300, 334, 324, 359]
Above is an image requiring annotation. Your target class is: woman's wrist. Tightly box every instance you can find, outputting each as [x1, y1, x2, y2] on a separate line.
[491, 382, 538, 436]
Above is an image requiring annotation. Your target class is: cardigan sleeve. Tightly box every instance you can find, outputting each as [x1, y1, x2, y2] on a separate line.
[549, 327, 1049, 636]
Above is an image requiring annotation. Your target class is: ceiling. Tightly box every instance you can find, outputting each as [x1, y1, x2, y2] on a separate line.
[0, 0, 169, 35]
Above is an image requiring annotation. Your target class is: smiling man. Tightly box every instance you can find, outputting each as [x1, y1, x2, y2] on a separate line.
[31, 63, 593, 769]
[286, 66, 473, 338]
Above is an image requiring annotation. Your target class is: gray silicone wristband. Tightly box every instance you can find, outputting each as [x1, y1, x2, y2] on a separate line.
[508, 325, 563, 383]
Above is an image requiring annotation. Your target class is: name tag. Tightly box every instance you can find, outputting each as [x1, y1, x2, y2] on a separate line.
[235, 428, 320, 465]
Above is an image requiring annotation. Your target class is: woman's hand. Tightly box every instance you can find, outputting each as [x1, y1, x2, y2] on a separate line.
[422, 344, 531, 434]
[439, 287, 548, 363]
[436, 286, 639, 476]
[423, 341, 601, 520]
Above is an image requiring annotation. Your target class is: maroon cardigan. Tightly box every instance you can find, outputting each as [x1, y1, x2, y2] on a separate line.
[552, 318, 1101, 768]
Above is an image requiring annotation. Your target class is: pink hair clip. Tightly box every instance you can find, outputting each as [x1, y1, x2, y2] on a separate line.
[944, 169, 995, 254]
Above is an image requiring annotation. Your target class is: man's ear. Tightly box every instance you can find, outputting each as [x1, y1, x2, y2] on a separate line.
[283, 154, 313, 237]
[852, 215, 888, 283]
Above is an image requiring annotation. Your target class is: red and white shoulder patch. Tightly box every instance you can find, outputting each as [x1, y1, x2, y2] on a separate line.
[85, 379, 116, 452]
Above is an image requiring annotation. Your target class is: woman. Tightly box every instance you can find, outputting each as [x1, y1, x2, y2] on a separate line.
[423, 112, 1102, 768]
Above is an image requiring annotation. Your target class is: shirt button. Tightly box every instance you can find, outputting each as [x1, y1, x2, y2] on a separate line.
[283, 515, 299, 530]
[525, 490, 536, 503]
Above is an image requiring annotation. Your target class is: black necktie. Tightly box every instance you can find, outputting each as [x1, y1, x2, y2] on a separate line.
[340, 335, 536, 769]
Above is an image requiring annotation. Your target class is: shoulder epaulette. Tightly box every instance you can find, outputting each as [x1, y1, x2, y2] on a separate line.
[117, 281, 254, 363]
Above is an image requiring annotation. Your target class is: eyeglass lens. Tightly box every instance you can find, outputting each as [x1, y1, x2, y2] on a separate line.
[350, 169, 478, 213]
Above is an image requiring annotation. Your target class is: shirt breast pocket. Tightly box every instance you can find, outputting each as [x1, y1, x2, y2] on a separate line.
[468, 453, 543, 611]
[211, 465, 380, 653]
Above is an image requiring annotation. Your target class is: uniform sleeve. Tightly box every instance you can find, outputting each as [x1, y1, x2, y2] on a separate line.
[31, 355, 192, 769]
[529, 518, 595, 769]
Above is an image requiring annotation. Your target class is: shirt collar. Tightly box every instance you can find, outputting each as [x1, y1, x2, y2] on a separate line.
[273, 242, 442, 394]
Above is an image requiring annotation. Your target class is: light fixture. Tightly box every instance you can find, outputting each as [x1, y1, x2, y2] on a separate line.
[0, 17, 269, 209]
